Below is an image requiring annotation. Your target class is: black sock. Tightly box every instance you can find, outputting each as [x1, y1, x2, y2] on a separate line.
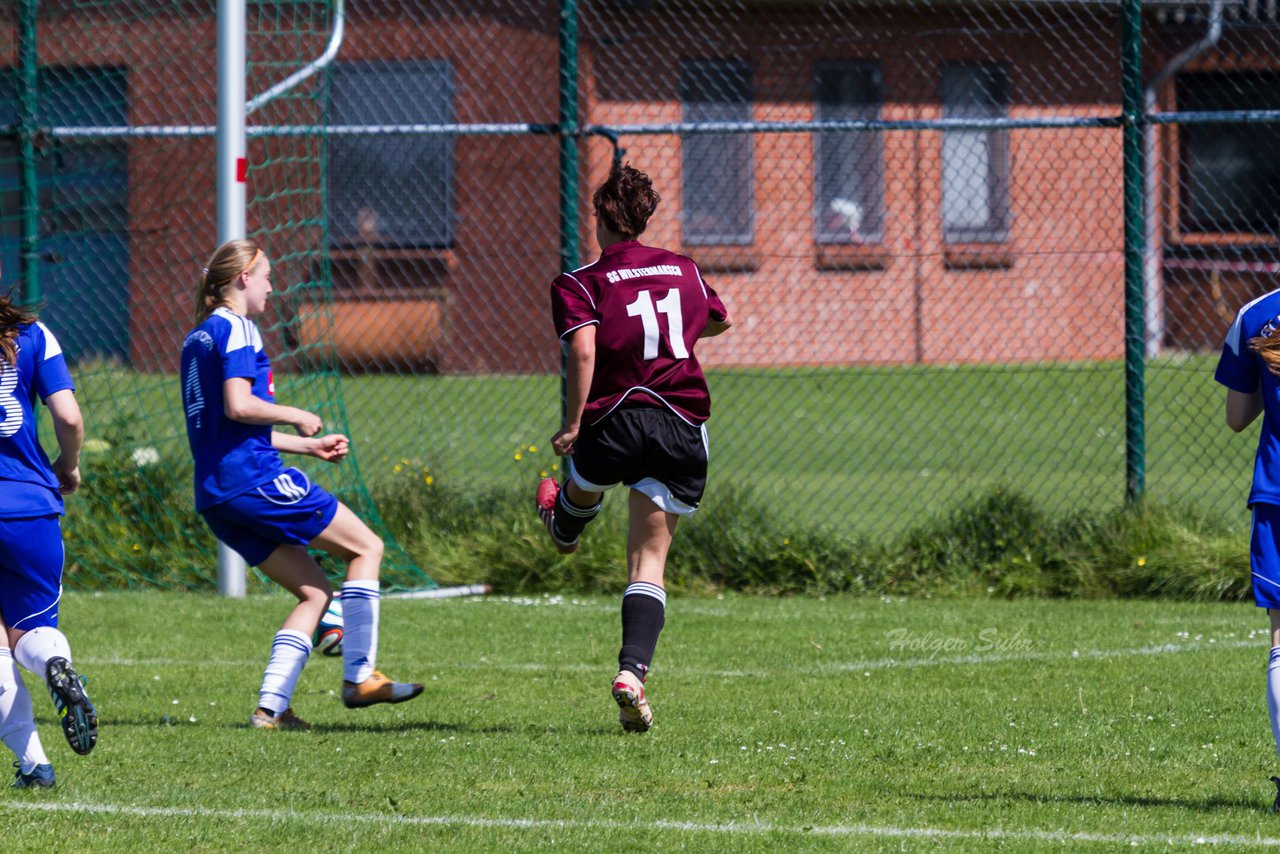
[553, 486, 601, 542]
[619, 582, 667, 682]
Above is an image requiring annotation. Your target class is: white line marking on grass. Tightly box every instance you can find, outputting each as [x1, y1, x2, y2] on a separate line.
[1, 801, 1277, 847]
[77, 656, 263, 667]
[76, 640, 1259, 676]
[826, 639, 1259, 673]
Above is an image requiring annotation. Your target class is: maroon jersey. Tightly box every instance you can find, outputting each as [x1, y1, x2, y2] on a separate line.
[551, 240, 728, 426]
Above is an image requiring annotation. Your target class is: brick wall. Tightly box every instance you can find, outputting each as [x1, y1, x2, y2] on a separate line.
[14, 5, 1206, 375]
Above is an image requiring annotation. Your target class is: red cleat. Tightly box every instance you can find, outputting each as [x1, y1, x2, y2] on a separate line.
[536, 478, 579, 554]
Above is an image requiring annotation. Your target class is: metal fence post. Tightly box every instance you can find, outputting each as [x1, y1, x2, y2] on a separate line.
[558, 0, 579, 421]
[215, 0, 248, 597]
[18, 0, 39, 306]
[1122, 0, 1146, 503]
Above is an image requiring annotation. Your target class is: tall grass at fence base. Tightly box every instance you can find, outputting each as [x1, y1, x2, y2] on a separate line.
[374, 475, 1254, 602]
[62, 443, 1252, 601]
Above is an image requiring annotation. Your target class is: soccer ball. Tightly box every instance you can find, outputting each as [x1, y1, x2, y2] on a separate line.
[313, 597, 344, 657]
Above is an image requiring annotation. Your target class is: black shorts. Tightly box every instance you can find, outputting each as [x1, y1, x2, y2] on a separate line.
[568, 407, 709, 515]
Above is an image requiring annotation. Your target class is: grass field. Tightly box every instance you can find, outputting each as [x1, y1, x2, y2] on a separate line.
[4, 591, 1280, 850]
[68, 353, 1254, 543]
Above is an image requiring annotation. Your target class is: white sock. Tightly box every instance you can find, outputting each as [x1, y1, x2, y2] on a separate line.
[341, 580, 380, 684]
[13, 626, 72, 683]
[0, 648, 50, 773]
[257, 630, 311, 715]
[1269, 647, 1280, 763]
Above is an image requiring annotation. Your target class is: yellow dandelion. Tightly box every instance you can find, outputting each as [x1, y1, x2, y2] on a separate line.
[529, 445, 538, 453]
[551, 463, 559, 471]
[400, 458, 410, 466]
[132, 544, 142, 552]
[540, 470, 548, 478]
[783, 537, 791, 546]
[1137, 556, 1146, 567]
[514, 452, 522, 461]
[393, 464, 403, 474]
[424, 474, 434, 485]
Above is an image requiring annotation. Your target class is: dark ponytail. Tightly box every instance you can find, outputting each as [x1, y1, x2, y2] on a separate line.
[592, 162, 660, 238]
[0, 292, 37, 367]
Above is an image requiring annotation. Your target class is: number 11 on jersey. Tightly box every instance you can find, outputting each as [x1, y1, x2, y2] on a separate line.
[626, 289, 688, 361]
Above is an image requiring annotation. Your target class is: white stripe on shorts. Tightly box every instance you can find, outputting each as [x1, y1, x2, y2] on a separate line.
[257, 469, 312, 505]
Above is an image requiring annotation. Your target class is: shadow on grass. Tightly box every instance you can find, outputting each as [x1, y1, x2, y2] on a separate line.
[284, 720, 637, 738]
[904, 788, 1260, 813]
[112, 717, 646, 738]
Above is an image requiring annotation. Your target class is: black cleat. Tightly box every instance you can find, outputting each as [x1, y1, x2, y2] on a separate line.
[1271, 776, 1280, 813]
[12, 762, 55, 789]
[46, 657, 97, 756]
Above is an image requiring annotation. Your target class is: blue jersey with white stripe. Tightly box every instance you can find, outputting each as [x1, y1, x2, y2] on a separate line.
[181, 307, 283, 510]
[1217, 287, 1280, 507]
[0, 322, 75, 518]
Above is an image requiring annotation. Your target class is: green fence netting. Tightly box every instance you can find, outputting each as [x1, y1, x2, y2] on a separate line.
[1, 0, 1277, 589]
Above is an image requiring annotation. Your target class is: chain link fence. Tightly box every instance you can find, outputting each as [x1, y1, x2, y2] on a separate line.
[0, 0, 1274, 589]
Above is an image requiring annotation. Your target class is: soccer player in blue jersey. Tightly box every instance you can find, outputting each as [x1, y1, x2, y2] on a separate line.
[1217, 292, 1280, 811]
[0, 278, 97, 789]
[181, 239, 422, 731]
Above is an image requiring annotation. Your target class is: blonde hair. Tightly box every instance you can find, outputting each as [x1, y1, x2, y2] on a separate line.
[194, 239, 264, 324]
[0, 292, 38, 367]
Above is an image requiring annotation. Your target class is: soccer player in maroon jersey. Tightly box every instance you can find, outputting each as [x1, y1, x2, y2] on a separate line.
[536, 163, 731, 732]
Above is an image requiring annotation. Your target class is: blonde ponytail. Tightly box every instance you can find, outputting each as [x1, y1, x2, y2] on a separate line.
[194, 239, 263, 324]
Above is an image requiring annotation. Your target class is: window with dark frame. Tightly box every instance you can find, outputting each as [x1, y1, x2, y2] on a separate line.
[0, 67, 128, 241]
[327, 61, 454, 249]
[1176, 71, 1280, 237]
[679, 59, 753, 246]
[941, 63, 1010, 244]
[814, 61, 884, 245]
[0, 66, 130, 362]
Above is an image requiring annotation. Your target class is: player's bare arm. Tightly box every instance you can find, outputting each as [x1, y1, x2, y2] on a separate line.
[223, 376, 322, 435]
[46, 388, 83, 494]
[552, 324, 596, 456]
[272, 431, 350, 463]
[1227, 387, 1263, 432]
[702, 314, 733, 338]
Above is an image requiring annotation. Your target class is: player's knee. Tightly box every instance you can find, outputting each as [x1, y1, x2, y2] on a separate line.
[565, 480, 602, 508]
[298, 583, 331, 609]
[359, 532, 384, 563]
[312, 585, 335, 610]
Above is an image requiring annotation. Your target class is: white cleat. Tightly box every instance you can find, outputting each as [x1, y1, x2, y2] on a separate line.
[611, 670, 653, 733]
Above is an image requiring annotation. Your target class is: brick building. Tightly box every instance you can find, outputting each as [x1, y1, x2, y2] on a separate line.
[1, 1, 1275, 372]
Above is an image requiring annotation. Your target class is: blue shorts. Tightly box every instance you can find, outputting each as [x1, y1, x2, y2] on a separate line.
[1251, 503, 1280, 609]
[0, 515, 64, 630]
[200, 468, 339, 566]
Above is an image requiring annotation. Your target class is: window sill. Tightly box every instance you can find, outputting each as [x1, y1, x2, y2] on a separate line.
[1170, 231, 1279, 247]
[815, 244, 891, 271]
[684, 245, 760, 273]
[325, 247, 456, 301]
[329, 246, 457, 268]
[943, 244, 1015, 270]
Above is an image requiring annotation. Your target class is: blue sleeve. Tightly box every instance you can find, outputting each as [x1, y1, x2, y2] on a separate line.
[1216, 310, 1261, 393]
[32, 323, 75, 401]
[218, 316, 257, 380]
